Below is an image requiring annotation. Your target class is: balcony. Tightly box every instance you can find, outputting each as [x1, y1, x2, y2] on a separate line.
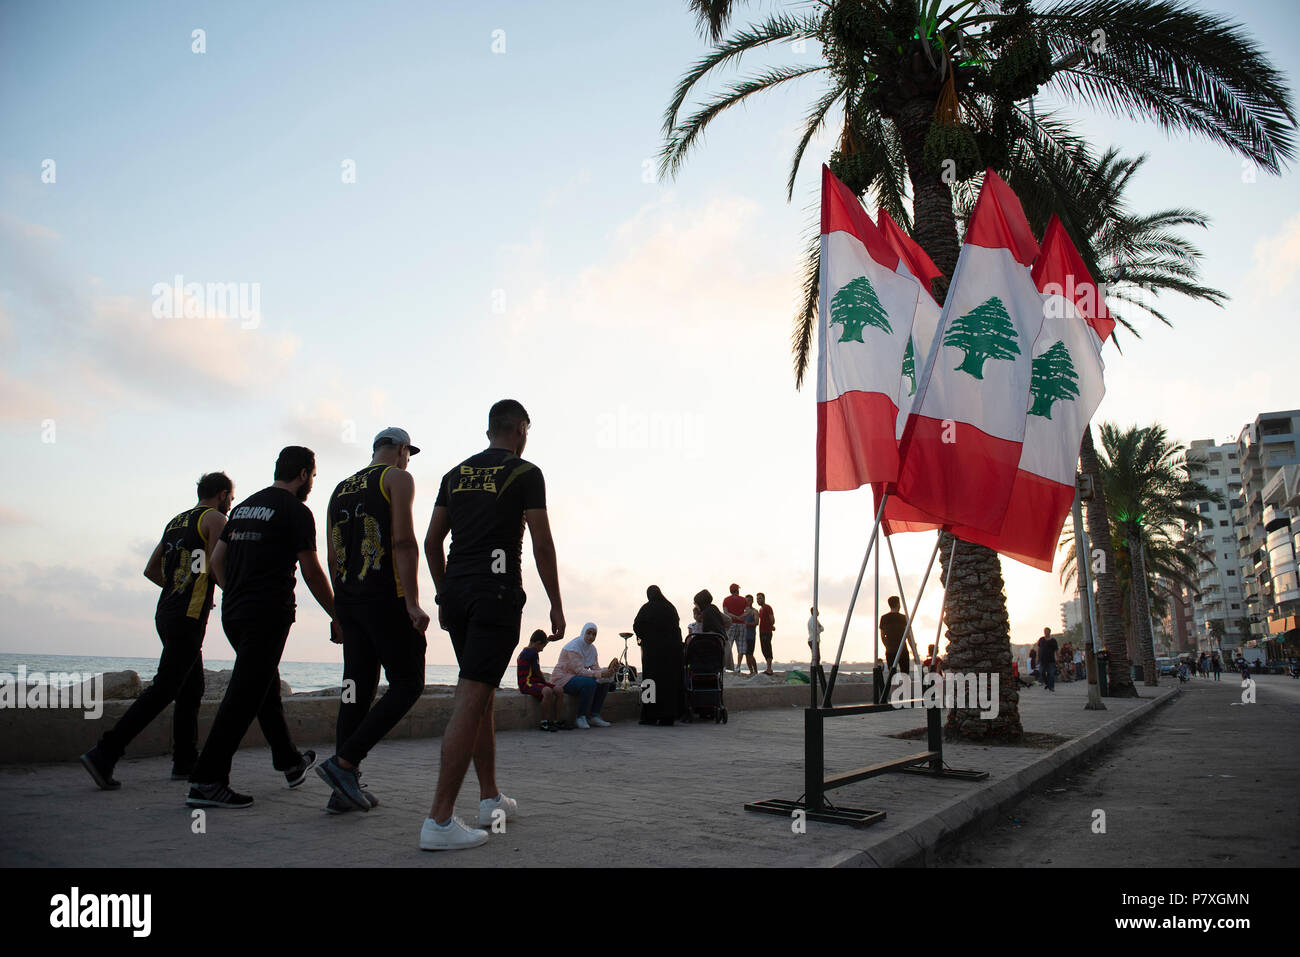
[1264, 468, 1288, 507]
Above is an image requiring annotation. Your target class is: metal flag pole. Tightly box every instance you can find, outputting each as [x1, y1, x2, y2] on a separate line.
[823, 491, 890, 707]
[812, 491, 822, 709]
[873, 522, 881, 703]
[933, 537, 959, 665]
[1071, 482, 1105, 710]
[928, 537, 958, 712]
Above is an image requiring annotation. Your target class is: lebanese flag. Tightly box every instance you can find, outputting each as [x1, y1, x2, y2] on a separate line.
[870, 210, 946, 533]
[894, 169, 1045, 534]
[946, 216, 1107, 569]
[816, 166, 930, 492]
[876, 209, 943, 441]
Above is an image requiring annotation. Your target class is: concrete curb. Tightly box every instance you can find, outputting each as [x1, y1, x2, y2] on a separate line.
[830, 686, 1180, 868]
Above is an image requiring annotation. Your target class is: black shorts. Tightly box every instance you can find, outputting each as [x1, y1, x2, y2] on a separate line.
[441, 578, 526, 687]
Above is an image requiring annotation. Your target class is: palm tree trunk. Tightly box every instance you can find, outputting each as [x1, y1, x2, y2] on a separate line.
[1128, 533, 1159, 686]
[937, 531, 1023, 738]
[1078, 426, 1138, 696]
[899, 99, 1021, 739]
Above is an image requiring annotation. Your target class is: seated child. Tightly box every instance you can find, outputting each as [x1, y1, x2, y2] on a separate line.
[517, 629, 564, 731]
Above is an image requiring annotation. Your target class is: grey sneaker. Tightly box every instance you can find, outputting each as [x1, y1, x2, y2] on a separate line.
[284, 750, 319, 789]
[325, 772, 379, 814]
[315, 755, 369, 810]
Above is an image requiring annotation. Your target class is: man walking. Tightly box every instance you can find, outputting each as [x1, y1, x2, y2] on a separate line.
[1036, 627, 1059, 692]
[722, 584, 746, 673]
[315, 428, 430, 813]
[186, 447, 338, 809]
[81, 473, 234, 788]
[420, 400, 564, 851]
[756, 593, 775, 676]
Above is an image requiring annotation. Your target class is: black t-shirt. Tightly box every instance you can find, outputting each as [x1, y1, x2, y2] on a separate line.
[155, 505, 218, 627]
[1038, 636, 1059, 662]
[435, 448, 546, 586]
[327, 464, 404, 605]
[219, 486, 317, 622]
[880, 611, 908, 648]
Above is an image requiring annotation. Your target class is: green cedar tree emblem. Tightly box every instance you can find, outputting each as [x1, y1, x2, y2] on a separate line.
[830, 276, 892, 342]
[943, 295, 1021, 379]
[1027, 339, 1080, 418]
[901, 336, 916, 396]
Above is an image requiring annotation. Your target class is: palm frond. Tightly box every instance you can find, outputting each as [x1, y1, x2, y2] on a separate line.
[1036, 0, 1297, 173]
[661, 63, 830, 180]
[663, 12, 822, 138]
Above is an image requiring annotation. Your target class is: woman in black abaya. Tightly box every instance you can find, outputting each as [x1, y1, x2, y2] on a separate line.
[634, 585, 683, 726]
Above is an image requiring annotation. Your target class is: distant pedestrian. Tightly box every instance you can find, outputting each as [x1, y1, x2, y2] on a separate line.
[694, 589, 730, 641]
[722, 584, 747, 672]
[807, 607, 826, 691]
[740, 595, 759, 677]
[1211, 652, 1222, 681]
[1036, 627, 1059, 692]
[1028, 646, 1038, 678]
[634, 585, 683, 727]
[879, 596, 910, 679]
[923, 643, 943, 675]
[757, 593, 775, 676]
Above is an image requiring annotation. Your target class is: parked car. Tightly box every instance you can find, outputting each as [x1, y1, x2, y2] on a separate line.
[1156, 657, 1179, 677]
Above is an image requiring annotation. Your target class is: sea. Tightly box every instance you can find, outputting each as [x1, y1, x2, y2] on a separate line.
[0, 653, 869, 693]
[0, 653, 472, 693]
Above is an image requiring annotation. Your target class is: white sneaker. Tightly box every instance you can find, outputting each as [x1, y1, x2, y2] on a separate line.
[588, 715, 611, 727]
[575, 716, 591, 729]
[419, 816, 489, 851]
[478, 792, 518, 827]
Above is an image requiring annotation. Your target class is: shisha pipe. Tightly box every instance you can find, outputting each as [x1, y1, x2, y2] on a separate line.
[618, 632, 636, 687]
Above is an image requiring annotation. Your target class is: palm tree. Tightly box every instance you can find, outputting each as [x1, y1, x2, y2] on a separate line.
[662, 0, 1294, 737]
[1096, 423, 1220, 683]
[1063, 507, 1209, 658]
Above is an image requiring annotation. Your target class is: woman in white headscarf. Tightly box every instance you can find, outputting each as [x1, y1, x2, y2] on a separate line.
[550, 622, 616, 729]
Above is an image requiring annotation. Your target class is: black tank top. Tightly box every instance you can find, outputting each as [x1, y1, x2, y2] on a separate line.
[156, 506, 216, 625]
[327, 464, 404, 603]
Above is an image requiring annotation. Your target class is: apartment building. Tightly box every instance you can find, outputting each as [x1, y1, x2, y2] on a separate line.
[1236, 410, 1300, 658]
[1185, 439, 1248, 655]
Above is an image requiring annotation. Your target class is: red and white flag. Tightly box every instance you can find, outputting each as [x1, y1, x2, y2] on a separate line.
[894, 169, 1045, 534]
[816, 166, 930, 492]
[946, 216, 1108, 569]
[871, 209, 946, 533]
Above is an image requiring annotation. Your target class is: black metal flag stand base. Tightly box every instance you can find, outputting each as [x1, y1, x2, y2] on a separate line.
[744, 700, 988, 828]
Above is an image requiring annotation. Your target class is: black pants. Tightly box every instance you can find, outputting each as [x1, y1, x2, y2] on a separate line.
[190, 616, 302, 785]
[335, 599, 427, 766]
[98, 616, 206, 768]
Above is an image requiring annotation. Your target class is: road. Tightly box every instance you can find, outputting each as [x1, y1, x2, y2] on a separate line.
[936, 673, 1300, 867]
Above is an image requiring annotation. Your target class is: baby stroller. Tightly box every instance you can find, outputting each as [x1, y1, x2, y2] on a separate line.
[683, 632, 728, 723]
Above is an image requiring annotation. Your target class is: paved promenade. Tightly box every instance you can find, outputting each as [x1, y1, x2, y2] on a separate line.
[1, 677, 1176, 868]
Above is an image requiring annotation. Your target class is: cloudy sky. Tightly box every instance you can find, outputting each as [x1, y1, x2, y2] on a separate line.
[1, 0, 1297, 673]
